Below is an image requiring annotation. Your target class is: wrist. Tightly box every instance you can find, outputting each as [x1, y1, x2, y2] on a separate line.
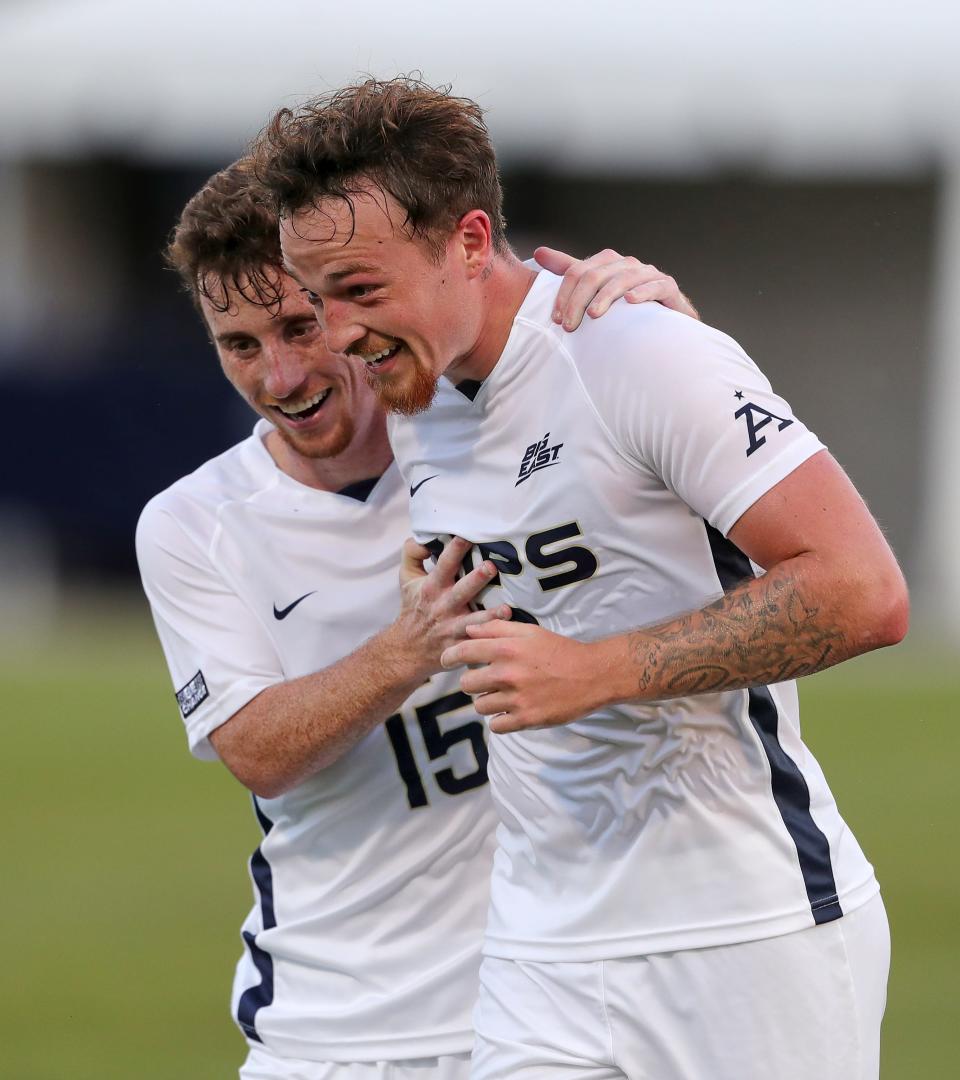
[378, 617, 436, 687]
[588, 634, 644, 708]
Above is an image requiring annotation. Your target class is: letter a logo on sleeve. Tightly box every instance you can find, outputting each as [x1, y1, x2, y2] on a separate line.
[734, 397, 794, 457]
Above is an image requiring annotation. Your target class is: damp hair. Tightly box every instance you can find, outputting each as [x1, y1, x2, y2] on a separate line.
[252, 75, 509, 261]
[165, 157, 287, 313]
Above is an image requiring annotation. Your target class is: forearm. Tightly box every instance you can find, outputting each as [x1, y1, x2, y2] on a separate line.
[216, 536, 505, 796]
[594, 553, 904, 706]
[211, 621, 428, 797]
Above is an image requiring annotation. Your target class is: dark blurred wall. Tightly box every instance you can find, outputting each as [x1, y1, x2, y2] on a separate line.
[508, 175, 935, 583]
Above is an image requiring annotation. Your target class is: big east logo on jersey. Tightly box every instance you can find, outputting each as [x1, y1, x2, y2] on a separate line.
[425, 523, 599, 626]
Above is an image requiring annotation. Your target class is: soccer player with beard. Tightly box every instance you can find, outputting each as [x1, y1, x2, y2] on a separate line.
[256, 78, 909, 1080]
[136, 157, 694, 1080]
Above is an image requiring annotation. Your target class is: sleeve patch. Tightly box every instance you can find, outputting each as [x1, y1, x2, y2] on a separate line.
[175, 670, 209, 718]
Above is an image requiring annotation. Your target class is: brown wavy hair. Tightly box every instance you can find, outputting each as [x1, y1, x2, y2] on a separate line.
[253, 76, 508, 260]
[165, 157, 286, 313]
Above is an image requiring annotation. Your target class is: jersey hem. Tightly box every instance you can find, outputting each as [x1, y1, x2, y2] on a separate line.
[482, 876, 880, 962]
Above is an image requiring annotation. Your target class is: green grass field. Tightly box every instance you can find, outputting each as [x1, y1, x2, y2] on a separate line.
[2, 596, 957, 1078]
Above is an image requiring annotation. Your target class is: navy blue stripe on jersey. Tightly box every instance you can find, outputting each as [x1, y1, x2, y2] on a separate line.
[236, 797, 277, 1042]
[704, 522, 843, 925]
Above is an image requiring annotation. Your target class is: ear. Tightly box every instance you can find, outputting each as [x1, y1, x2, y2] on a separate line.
[456, 210, 494, 279]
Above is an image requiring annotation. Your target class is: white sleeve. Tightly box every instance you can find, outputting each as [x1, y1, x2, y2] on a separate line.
[135, 497, 284, 760]
[568, 305, 825, 536]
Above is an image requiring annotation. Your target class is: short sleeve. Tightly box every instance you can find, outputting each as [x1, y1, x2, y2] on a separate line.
[135, 497, 284, 760]
[568, 305, 825, 536]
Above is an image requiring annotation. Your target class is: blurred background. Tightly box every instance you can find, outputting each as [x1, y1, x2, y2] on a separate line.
[0, 1, 956, 1076]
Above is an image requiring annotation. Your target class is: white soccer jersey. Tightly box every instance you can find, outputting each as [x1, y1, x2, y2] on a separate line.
[136, 420, 497, 1061]
[389, 270, 878, 962]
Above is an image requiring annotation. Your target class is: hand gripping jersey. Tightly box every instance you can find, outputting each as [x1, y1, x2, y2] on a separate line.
[388, 270, 878, 962]
[136, 420, 497, 1061]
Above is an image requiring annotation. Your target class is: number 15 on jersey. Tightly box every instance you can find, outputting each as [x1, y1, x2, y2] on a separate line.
[384, 690, 489, 809]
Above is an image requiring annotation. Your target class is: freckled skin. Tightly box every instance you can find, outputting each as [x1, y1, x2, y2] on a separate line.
[201, 275, 392, 491]
[279, 186, 536, 415]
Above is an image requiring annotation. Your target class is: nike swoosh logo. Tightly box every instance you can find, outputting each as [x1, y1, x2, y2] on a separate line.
[273, 591, 316, 620]
[410, 475, 438, 497]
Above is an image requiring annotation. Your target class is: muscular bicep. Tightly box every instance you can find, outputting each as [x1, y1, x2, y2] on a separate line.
[727, 450, 909, 649]
[728, 450, 887, 570]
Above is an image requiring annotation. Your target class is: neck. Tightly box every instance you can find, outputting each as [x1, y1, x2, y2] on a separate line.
[265, 414, 394, 493]
[446, 255, 537, 384]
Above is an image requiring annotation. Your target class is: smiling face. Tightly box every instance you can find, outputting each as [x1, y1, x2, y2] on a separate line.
[201, 268, 387, 480]
[279, 187, 487, 415]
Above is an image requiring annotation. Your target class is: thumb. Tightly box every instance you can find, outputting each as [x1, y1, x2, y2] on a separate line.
[400, 537, 432, 585]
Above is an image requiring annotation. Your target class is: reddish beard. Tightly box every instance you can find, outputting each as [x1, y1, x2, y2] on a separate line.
[274, 413, 355, 459]
[364, 352, 438, 415]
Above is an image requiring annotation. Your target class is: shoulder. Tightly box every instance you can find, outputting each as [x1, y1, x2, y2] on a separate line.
[135, 436, 263, 568]
[568, 302, 758, 382]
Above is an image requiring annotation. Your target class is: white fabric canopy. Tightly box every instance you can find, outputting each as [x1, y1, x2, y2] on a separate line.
[0, 0, 958, 170]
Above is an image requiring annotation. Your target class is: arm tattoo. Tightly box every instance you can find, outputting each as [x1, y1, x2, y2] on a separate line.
[628, 565, 850, 699]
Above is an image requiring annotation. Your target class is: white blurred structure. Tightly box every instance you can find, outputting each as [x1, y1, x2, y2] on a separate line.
[1, 0, 958, 640]
[1, 0, 959, 172]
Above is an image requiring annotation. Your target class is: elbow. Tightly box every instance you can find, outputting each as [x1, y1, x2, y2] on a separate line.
[211, 731, 301, 799]
[879, 578, 910, 647]
[246, 773, 295, 800]
[855, 565, 910, 651]
[221, 757, 295, 799]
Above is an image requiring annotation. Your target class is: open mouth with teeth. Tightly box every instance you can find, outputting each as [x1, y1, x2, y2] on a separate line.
[362, 343, 401, 370]
[273, 388, 330, 423]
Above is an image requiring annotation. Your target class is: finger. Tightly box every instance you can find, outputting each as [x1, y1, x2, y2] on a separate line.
[460, 665, 504, 695]
[462, 604, 512, 627]
[471, 690, 513, 716]
[625, 280, 699, 320]
[558, 257, 636, 331]
[441, 637, 504, 669]
[489, 710, 525, 735]
[448, 560, 499, 607]
[533, 245, 575, 275]
[432, 536, 474, 586]
[580, 265, 661, 320]
[400, 537, 433, 583]
[443, 606, 513, 647]
[464, 619, 537, 639]
[550, 248, 621, 327]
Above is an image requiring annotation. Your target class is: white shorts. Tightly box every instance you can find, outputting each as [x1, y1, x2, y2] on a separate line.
[471, 894, 889, 1080]
[240, 1048, 471, 1080]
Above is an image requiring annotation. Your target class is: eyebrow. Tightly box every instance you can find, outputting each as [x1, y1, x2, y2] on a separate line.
[279, 261, 380, 291]
[215, 314, 310, 344]
[324, 262, 379, 282]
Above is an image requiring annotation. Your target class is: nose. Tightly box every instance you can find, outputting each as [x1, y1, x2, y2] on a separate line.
[321, 298, 365, 356]
[262, 341, 307, 401]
